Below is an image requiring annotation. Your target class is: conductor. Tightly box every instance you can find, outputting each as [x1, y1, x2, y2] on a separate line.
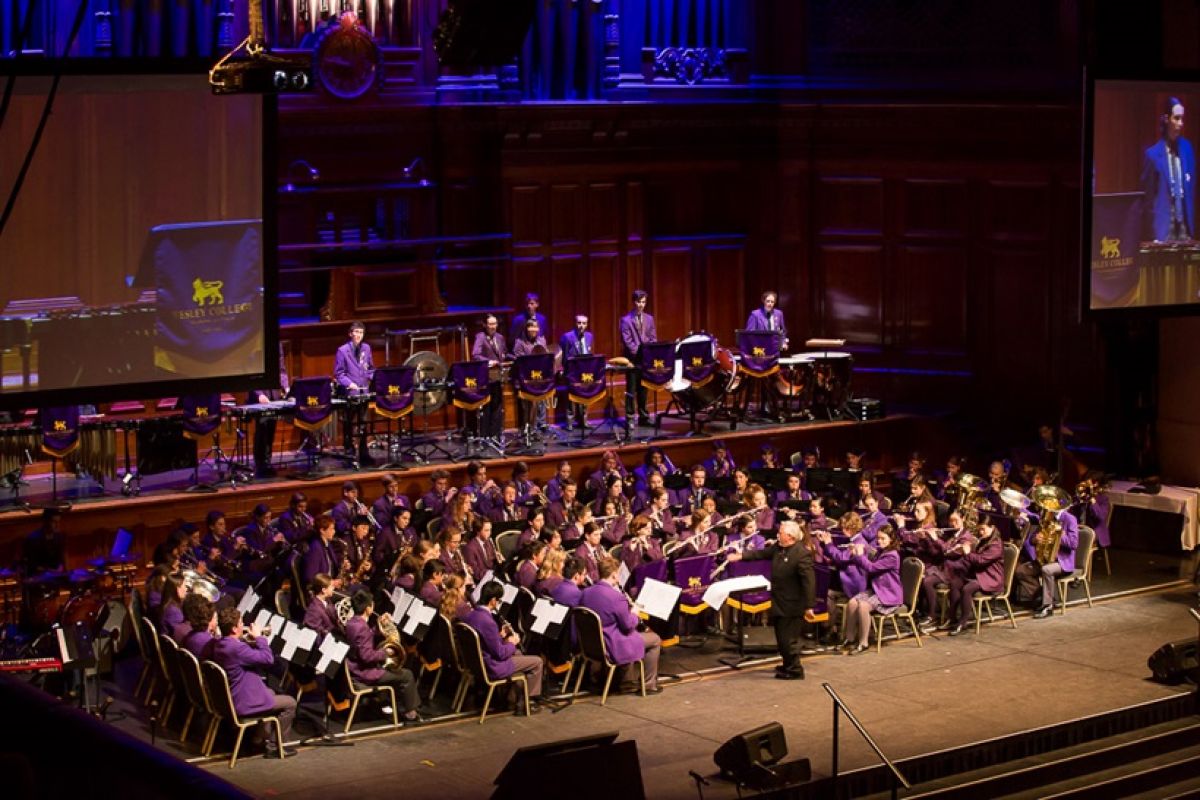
[726, 519, 816, 680]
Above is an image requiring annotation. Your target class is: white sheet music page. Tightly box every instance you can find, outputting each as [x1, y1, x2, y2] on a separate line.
[637, 578, 682, 621]
[702, 574, 771, 610]
[237, 587, 259, 615]
[402, 601, 436, 635]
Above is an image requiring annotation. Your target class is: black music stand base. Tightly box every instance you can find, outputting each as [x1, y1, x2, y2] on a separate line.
[718, 588, 779, 669]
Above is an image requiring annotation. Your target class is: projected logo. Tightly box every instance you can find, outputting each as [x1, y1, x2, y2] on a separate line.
[1100, 237, 1121, 259]
[192, 278, 226, 306]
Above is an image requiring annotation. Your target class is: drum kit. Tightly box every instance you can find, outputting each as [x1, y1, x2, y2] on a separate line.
[659, 332, 855, 430]
[23, 558, 132, 632]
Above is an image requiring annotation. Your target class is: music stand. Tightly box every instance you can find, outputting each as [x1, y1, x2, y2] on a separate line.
[371, 365, 416, 470]
[290, 377, 353, 479]
[510, 352, 556, 455]
[735, 329, 782, 424]
[449, 360, 504, 458]
[564, 354, 610, 447]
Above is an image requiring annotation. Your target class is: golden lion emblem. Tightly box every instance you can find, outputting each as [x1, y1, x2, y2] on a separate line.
[192, 278, 225, 306]
[1100, 237, 1120, 259]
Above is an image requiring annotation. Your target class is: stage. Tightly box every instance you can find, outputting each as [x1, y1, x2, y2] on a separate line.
[85, 552, 1199, 799]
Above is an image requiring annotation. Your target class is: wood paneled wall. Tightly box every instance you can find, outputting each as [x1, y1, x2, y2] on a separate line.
[278, 98, 1097, 446]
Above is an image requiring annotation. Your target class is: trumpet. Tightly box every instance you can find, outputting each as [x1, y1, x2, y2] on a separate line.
[354, 499, 381, 531]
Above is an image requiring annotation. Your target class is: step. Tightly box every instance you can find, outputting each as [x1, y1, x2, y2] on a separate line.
[1018, 745, 1200, 800]
[859, 719, 1200, 800]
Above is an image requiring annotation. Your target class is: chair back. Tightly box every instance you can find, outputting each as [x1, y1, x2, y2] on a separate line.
[427, 516, 444, 540]
[290, 553, 311, 609]
[495, 530, 520, 563]
[609, 544, 624, 562]
[506, 586, 536, 635]
[998, 543, 1020, 599]
[127, 596, 148, 659]
[274, 589, 291, 618]
[201, 660, 238, 722]
[452, 622, 490, 683]
[177, 648, 212, 713]
[899, 556, 924, 612]
[158, 634, 185, 688]
[571, 606, 611, 666]
[1075, 526, 1096, 581]
[142, 616, 170, 687]
[418, 612, 454, 665]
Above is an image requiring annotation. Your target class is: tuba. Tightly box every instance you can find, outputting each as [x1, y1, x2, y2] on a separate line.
[954, 473, 987, 512]
[1030, 485, 1072, 565]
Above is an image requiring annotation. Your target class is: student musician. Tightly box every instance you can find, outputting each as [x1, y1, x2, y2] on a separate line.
[673, 464, 712, 516]
[277, 492, 315, 544]
[1016, 503, 1079, 618]
[621, 515, 665, 574]
[516, 507, 547, 550]
[374, 506, 418, 576]
[489, 483, 526, 524]
[597, 497, 630, 547]
[333, 321, 374, 456]
[704, 440, 736, 479]
[438, 575, 473, 621]
[462, 517, 502, 583]
[581, 557, 663, 694]
[209, 607, 296, 756]
[301, 516, 344, 589]
[545, 479, 578, 531]
[839, 524, 902, 656]
[344, 590, 423, 725]
[633, 447, 677, 492]
[462, 581, 545, 714]
[419, 560, 447, 606]
[676, 509, 719, 558]
[371, 473, 409, 531]
[644, 488, 678, 540]
[471, 313, 508, 439]
[420, 469, 456, 518]
[514, 540, 548, 590]
[553, 557, 589, 607]
[303, 573, 341, 636]
[438, 527, 471, 584]
[916, 510, 976, 628]
[178, 594, 218, 660]
[535, 549, 567, 597]
[575, 522, 607, 583]
[545, 460, 573, 504]
[942, 516, 1003, 635]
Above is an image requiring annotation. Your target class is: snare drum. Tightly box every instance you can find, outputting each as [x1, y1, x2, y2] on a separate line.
[668, 333, 739, 413]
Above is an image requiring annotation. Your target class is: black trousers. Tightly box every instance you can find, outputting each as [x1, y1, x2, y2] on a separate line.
[625, 366, 648, 420]
[773, 614, 805, 675]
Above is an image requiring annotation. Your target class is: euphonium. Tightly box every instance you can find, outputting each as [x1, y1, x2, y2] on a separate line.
[378, 613, 404, 670]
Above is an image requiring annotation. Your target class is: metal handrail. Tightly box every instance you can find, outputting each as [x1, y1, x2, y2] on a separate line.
[823, 681, 911, 799]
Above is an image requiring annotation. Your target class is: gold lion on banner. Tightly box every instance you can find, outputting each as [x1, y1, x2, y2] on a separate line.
[1100, 237, 1121, 260]
[192, 278, 225, 306]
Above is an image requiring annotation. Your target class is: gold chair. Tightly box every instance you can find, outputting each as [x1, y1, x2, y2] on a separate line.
[453, 621, 531, 723]
[341, 661, 399, 733]
[201, 660, 286, 768]
[870, 557, 924, 653]
[972, 543, 1020, 635]
[570, 607, 645, 705]
[1056, 526, 1097, 615]
[176, 647, 218, 754]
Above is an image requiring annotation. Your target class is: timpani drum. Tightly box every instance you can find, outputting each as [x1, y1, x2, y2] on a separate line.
[810, 351, 853, 416]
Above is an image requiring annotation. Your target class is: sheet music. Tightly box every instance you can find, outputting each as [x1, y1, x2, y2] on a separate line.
[279, 621, 304, 661]
[500, 582, 518, 606]
[471, 570, 495, 604]
[252, 608, 273, 633]
[702, 575, 771, 610]
[237, 587, 260, 616]
[401, 600, 436, 635]
[617, 561, 632, 588]
[314, 637, 349, 674]
[529, 597, 569, 634]
[390, 588, 415, 623]
[637, 578, 682, 621]
[267, 613, 287, 645]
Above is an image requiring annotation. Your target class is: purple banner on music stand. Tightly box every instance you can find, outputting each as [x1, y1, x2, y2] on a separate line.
[39, 406, 80, 458]
[513, 353, 556, 402]
[725, 557, 773, 610]
[449, 361, 491, 411]
[565, 355, 606, 406]
[678, 338, 716, 387]
[179, 394, 223, 440]
[372, 365, 416, 419]
[291, 376, 333, 431]
[673, 554, 716, 613]
[639, 341, 676, 392]
[736, 329, 780, 378]
[630, 558, 668, 596]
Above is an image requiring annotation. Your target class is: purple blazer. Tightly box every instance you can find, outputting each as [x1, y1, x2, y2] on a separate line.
[331, 500, 361, 536]
[515, 559, 538, 589]
[673, 486, 712, 514]
[678, 530, 719, 558]
[953, 534, 1005, 593]
[855, 549, 903, 606]
[575, 542, 606, 584]
[345, 616, 387, 684]
[559, 330, 595, 359]
[160, 602, 184, 639]
[277, 510, 314, 544]
[823, 535, 868, 598]
[754, 507, 777, 532]
[462, 537, 499, 582]
[180, 629, 216, 660]
[620, 537, 664, 575]
[334, 341, 374, 390]
[544, 477, 568, 504]
[420, 489, 451, 517]
[580, 582, 645, 666]
[550, 580, 583, 607]
[619, 311, 657, 359]
[372, 494, 409, 531]
[746, 307, 787, 339]
[440, 547, 469, 580]
[419, 580, 444, 607]
[209, 635, 277, 716]
[774, 489, 811, 508]
[304, 597, 340, 636]
[301, 539, 339, 585]
[546, 501, 572, 531]
[1022, 510, 1079, 573]
[489, 502, 527, 524]
[703, 455, 736, 479]
[462, 606, 516, 679]
[535, 574, 565, 597]
[512, 336, 548, 358]
[471, 331, 508, 364]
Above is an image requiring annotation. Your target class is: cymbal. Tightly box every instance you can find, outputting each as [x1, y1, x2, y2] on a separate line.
[999, 488, 1030, 511]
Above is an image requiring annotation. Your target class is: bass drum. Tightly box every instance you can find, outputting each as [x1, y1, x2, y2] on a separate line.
[668, 333, 739, 413]
[62, 593, 106, 626]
